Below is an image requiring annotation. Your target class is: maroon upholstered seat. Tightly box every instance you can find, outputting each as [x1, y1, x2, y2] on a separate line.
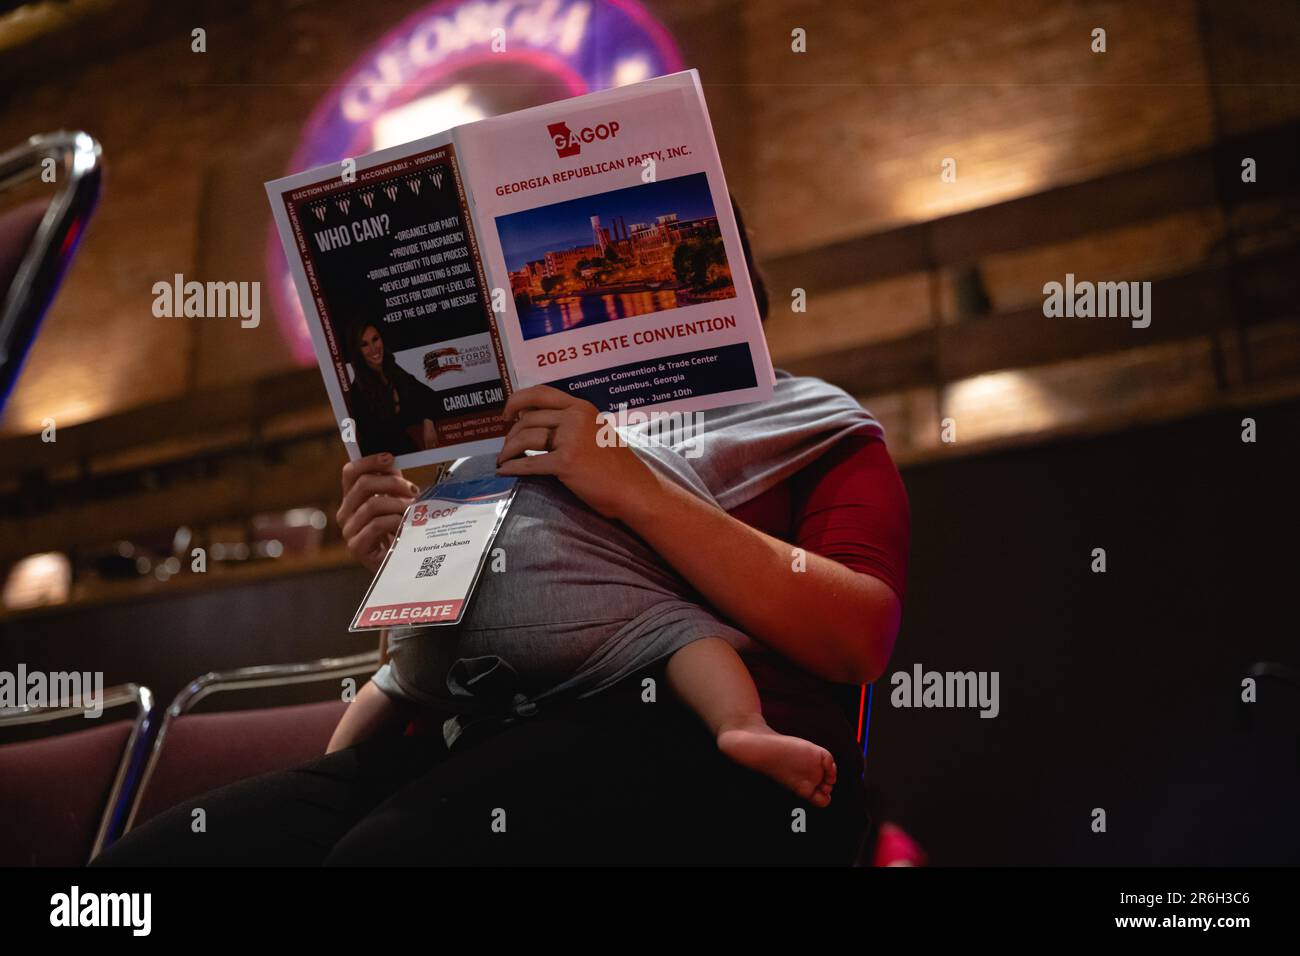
[0, 720, 133, 866]
[130, 700, 346, 829]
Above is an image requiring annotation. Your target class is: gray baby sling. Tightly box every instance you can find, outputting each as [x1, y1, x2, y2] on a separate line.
[371, 371, 884, 739]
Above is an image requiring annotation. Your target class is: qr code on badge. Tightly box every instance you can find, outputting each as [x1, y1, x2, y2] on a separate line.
[416, 554, 445, 579]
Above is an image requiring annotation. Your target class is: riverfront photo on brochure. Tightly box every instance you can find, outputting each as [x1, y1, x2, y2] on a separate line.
[498, 172, 737, 340]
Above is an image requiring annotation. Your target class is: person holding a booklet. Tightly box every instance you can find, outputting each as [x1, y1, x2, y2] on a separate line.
[96, 207, 910, 866]
[94, 73, 910, 866]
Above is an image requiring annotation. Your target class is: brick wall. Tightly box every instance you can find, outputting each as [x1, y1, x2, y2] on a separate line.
[1, 0, 1296, 437]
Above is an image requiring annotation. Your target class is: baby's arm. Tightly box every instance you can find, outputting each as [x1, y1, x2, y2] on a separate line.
[326, 679, 412, 753]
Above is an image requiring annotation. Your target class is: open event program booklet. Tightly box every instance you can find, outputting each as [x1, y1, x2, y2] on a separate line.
[266, 69, 774, 470]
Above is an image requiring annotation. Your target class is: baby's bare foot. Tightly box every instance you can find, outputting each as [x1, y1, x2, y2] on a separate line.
[717, 719, 837, 807]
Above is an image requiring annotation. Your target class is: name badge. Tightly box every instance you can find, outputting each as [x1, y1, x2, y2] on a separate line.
[351, 464, 516, 631]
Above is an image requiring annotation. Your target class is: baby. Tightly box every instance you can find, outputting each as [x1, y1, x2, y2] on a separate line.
[330, 454, 837, 807]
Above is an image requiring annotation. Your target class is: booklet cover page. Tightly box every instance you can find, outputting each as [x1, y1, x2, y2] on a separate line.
[459, 69, 774, 415]
[268, 71, 774, 468]
[267, 140, 511, 466]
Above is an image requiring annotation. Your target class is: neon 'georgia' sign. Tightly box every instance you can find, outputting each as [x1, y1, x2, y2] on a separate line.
[267, 0, 683, 362]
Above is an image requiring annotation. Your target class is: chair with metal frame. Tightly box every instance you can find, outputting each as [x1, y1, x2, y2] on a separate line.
[122, 651, 379, 836]
[0, 130, 102, 412]
[0, 683, 155, 866]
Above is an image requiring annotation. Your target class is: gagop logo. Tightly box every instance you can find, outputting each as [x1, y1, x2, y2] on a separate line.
[548, 120, 621, 158]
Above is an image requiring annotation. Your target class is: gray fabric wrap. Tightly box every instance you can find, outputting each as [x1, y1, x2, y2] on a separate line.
[371, 371, 884, 730]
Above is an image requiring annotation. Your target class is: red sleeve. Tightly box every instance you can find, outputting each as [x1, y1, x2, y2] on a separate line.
[790, 436, 910, 599]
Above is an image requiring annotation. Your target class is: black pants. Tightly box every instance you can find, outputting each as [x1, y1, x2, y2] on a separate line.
[93, 676, 868, 866]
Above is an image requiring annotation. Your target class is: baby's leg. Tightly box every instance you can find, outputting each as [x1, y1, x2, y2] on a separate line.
[665, 638, 837, 807]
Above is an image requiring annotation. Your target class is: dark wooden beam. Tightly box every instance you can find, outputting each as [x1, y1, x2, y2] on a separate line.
[784, 250, 1299, 395]
[0, 443, 347, 563]
[764, 120, 1300, 296]
[0, 367, 327, 483]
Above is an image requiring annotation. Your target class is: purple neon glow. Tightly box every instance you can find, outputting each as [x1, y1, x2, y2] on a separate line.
[267, 0, 684, 364]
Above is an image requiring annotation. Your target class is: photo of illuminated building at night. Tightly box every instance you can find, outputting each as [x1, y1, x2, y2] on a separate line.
[499, 172, 736, 340]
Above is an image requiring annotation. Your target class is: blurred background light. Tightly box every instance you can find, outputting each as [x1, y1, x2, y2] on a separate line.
[2, 552, 71, 609]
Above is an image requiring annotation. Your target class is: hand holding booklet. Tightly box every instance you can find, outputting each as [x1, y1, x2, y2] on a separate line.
[265, 69, 774, 471]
